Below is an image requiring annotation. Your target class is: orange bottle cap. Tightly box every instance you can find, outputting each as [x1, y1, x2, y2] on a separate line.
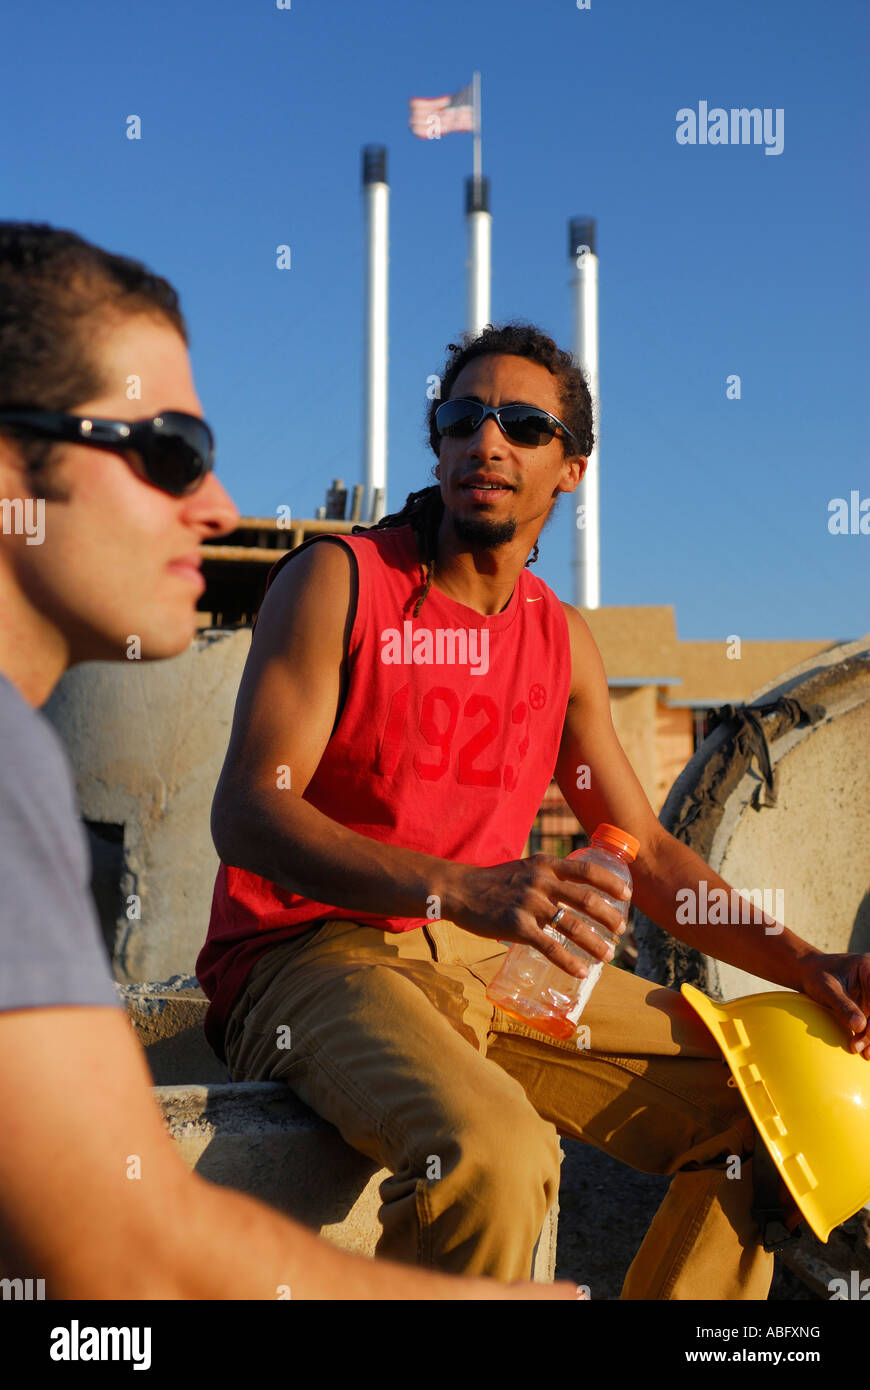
[591, 823, 640, 862]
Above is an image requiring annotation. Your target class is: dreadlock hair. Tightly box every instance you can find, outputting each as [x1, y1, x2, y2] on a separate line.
[353, 484, 445, 617]
[353, 321, 594, 617]
[0, 221, 188, 497]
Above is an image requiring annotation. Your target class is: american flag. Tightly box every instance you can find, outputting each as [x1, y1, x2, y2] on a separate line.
[409, 83, 474, 139]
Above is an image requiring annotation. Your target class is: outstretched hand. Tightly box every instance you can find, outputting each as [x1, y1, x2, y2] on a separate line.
[797, 951, 870, 1058]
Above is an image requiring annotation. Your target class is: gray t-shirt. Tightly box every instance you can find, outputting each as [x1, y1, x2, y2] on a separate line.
[0, 671, 122, 1013]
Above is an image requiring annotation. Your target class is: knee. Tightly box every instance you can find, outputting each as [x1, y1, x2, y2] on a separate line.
[428, 1104, 562, 1211]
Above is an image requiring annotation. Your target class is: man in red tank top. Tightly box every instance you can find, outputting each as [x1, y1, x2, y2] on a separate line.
[197, 323, 869, 1297]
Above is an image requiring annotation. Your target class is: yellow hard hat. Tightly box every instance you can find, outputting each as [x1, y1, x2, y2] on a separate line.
[681, 983, 870, 1243]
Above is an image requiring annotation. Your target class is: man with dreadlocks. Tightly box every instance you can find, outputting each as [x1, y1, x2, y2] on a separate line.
[198, 322, 844, 1299]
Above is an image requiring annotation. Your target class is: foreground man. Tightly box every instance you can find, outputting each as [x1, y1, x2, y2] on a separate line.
[0, 222, 576, 1299]
[200, 320, 870, 1299]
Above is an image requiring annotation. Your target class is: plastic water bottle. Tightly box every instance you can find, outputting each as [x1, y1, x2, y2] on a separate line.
[486, 824, 640, 1040]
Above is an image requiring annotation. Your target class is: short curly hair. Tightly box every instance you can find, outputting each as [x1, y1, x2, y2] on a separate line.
[426, 320, 594, 460]
[0, 221, 187, 493]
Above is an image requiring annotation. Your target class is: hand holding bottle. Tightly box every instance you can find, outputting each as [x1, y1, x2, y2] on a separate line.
[445, 827, 635, 979]
[485, 826, 639, 1038]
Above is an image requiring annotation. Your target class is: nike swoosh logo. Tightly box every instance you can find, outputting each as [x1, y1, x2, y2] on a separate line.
[526, 596, 543, 602]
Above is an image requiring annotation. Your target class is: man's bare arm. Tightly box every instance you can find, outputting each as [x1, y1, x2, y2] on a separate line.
[210, 539, 464, 920]
[554, 601, 829, 991]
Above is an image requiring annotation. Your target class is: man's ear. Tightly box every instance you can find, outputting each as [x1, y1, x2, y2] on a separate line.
[558, 454, 587, 493]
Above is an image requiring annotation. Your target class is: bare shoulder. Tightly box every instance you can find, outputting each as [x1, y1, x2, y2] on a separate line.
[558, 600, 608, 705]
[559, 599, 596, 645]
[212, 536, 362, 817]
[259, 534, 356, 618]
[249, 535, 359, 665]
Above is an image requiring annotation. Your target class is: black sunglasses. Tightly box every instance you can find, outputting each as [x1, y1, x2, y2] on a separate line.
[435, 398, 579, 451]
[0, 408, 215, 496]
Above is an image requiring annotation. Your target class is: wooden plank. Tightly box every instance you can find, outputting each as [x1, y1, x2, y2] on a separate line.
[199, 545, 287, 563]
[214, 517, 369, 534]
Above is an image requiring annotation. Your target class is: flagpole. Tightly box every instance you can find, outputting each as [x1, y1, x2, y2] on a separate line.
[473, 70, 482, 187]
[466, 71, 490, 334]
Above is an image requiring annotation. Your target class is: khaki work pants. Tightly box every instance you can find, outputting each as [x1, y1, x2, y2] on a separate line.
[222, 917, 774, 1300]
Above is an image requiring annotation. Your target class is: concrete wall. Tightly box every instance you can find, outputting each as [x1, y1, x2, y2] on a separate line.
[714, 696, 870, 997]
[43, 628, 253, 983]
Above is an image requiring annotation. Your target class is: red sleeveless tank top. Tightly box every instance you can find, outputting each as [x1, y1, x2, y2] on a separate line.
[197, 524, 571, 1056]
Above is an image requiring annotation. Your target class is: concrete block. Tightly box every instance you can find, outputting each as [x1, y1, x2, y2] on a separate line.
[155, 1082, 559, 1281]
[117, 976, 227, 1085]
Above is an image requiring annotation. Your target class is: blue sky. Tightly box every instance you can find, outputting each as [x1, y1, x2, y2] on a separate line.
[3, 0, 867, 640]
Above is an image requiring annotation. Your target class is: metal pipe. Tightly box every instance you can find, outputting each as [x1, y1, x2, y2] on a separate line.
[362, 146, 389, 523]
[466, 174, 491, 336]
[569, 216, 600, 609]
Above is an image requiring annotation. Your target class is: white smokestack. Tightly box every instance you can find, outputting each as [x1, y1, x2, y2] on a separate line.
[570, 216, 600, 609]
[362, 146, 389, 522]
[466, 174, 491, 335]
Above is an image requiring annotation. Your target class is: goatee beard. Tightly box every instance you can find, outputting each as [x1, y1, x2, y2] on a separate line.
[451, 512, 517, 549]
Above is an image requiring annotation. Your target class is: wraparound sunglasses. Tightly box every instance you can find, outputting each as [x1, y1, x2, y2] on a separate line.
[0, 408, 215, 496]
[435, 397, 579, 451]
